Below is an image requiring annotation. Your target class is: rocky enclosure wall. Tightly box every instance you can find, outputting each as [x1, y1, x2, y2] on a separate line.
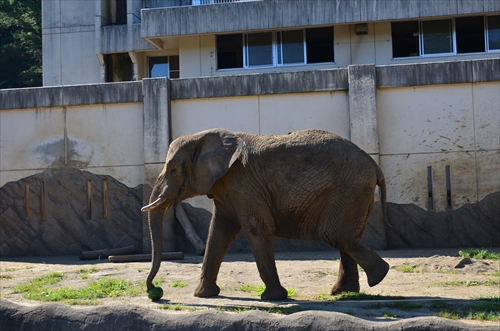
[1, 168, 498, 257]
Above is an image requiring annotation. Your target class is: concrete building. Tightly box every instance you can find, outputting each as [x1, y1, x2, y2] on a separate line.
[0, 0, 499, 255]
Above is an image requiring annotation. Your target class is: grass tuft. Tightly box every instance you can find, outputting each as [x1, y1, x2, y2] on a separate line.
[458, 249, 500, 260]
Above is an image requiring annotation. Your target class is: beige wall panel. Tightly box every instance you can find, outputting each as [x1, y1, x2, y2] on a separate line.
[381, 151, 477, 210]
[0, 169, 45, 187]
[179, 36, 201, 78]
[259, 92, 350, 137]
[171, 96, 260, 138]
[334, 24, 351, 67]
[88, 165, 145, 188]
[0, 108, 65, 172]
[200, 34, 216, 76]
[473, 82, 500, 151]
[65, 103, 144, 168]
[476, 151, 500, 201]
[42, 33, 62, 86]
[377, 84, 475, 155]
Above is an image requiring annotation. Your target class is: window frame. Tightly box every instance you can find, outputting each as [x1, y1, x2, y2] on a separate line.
[217, 27, 335, 71]
[392, 16, 499, 59]
[147, 55, 180, 79]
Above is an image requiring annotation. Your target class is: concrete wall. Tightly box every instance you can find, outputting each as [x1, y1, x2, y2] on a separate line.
[2, 59, 499, 213]
[141, 0, 500, 38]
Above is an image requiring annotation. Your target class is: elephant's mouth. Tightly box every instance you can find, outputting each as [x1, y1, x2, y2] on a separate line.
[141, 197, 173, 212]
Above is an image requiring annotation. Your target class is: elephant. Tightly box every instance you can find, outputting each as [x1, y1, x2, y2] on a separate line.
[142, 128, 390, 300]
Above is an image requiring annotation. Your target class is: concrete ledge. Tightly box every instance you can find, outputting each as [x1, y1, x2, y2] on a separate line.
[141, 0, 500, 37]
[376, 58, 500, 88]
[1, 300, 494, 331]
[0, 82, 143, 110]
[170, 69, 348, 99]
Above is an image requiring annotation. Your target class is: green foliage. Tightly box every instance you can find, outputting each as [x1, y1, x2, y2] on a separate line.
[0, 0, 42, 88]
[170, 280, 188, 288]
[235, 284, 296, 298]
[431, 297, 500, 322]
[439, 279, 500, 287]
[394, 264, 422, 273]
[13, 273, 147, 304]
[458, 248, 500, 260]
[332, 292, 405, 301]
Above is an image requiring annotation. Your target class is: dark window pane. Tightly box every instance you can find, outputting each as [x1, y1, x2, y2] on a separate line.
[281, 30, 304, 64]
[105, 53, 132, 82]
[149, 56, 169, 78]
[488, 15, 500, 50]
[247, 32, 273, 66]
[169, 55, 179, 71]
[422, 19, 453, 54]
[306, 27, 334, 63]
[392, 21, 420, 57]
[217, 34, 243, 69]
[456, 16, 485, 53]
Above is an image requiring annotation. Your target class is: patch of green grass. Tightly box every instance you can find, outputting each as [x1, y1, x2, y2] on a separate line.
[491, 272, 500, 277]
[382, 311, 397, 318]
[0, 274, 13, 279]
[458, 248, 500, 260]
[13, 274, 145, 304]
[314, 292, 331, 301]
[160, 303, 183, 311]
[170, 280, 188, 288]
[77, 266, 100, 279]
[394, 264, 422, 273]
[431, 298, 500, 322]
[137, 267, 149, 273]
[215, 305, 303, 315]
[332, 292, 405, 301]
[235, 284, 295, 298]
[13, 272, 64, 293]
[437, 269, 457, 274]
[153, 277, 164, 286]
[387, 301, 423, 310]
[439, 279, 500, 287]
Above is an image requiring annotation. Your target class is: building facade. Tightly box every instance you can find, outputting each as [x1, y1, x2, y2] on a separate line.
[0, 0, 499, 255]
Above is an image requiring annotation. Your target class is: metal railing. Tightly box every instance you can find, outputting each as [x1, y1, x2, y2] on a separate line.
[192, 0, 245, 5]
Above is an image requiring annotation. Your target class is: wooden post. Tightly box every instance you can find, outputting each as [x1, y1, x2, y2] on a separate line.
[108, 252, 184, 263]
[79, 245, 136, 260]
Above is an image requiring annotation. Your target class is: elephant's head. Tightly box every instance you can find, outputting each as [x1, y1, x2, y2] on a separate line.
[141, 129, 245, 294]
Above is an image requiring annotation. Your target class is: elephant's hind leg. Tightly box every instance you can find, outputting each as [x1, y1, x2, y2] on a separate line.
[331, 250, 360, 295]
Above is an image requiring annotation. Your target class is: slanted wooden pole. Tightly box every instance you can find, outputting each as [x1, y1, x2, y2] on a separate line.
[174, 204, 206, 255]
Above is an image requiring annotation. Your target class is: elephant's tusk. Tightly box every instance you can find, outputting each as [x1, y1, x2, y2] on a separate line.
[141, 198, 164, 212]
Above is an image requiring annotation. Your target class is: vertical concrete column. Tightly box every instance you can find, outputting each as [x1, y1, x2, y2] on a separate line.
[142, 77, 171, 253]
[348, 64, 379, 158]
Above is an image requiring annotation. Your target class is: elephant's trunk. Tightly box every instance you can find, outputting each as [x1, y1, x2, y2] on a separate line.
[146, 207, 165, 291]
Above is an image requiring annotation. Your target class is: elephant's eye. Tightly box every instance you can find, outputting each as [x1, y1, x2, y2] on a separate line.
[169, 168, 178, 175]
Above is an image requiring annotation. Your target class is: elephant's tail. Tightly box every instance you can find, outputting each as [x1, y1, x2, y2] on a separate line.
[376, 166, 387, 222]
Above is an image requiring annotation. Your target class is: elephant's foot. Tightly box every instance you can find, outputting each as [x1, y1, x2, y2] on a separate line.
[330, 278, 360, 295]
[194, 282, 220, 298]
[261, 285, 288, 301]
[366, 259, 390, 287]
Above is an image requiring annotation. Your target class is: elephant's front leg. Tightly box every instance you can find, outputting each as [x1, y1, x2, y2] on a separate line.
[194, 212, 240, 298]
[243, 220, 287, 301]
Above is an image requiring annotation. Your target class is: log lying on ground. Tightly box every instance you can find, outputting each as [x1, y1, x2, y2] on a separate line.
[175, 204, 206, 255]
[108, 252, 184, 263]
[79, 245, 136, 260]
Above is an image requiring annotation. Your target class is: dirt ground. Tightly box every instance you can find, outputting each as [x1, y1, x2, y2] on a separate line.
[1, 248, 499, 326]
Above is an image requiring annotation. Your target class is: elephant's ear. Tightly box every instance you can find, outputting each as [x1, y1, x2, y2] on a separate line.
[193, 130, 245, 195]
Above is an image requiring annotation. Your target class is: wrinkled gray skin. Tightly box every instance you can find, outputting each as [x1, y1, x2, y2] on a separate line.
[142, 129, 389, 300]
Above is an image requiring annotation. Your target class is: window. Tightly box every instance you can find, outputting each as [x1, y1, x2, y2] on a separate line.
[105, 53, 133, 82]
[246, 32, 273, 67]
[306, 27, 334, 63]
[488, 15, 500, 50]
[105, 0, 127, 26]
[456, 16, 485, 53]
[217, 27, 334, 70]
[421, 19, 453, 55]
[391, 21, 419, 57]
[217, 34, 243, 69]
[392, 16, 499, 58]
[148, 56, 180, 78]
